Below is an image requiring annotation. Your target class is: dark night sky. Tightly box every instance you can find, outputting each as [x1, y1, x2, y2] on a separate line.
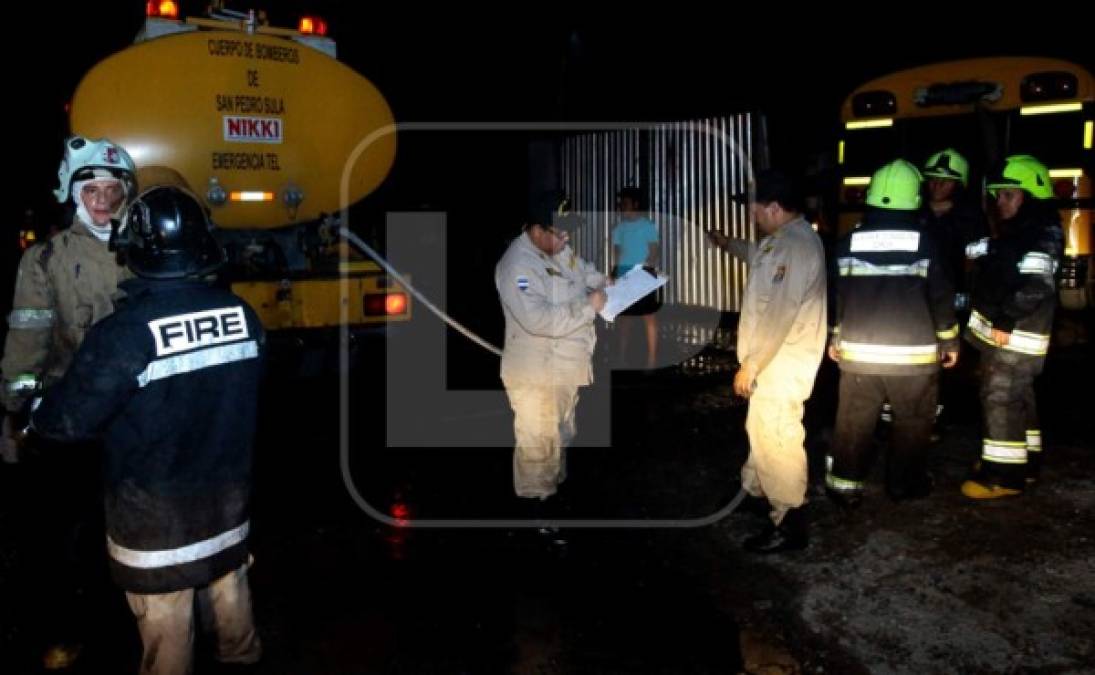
[8, 4, 1095, 237]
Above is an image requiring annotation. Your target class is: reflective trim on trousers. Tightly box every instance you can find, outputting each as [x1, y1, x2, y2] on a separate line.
[982, 439, 1027, 465]
[825, 473, 865, 493]
[1026, 429, 1042, 452]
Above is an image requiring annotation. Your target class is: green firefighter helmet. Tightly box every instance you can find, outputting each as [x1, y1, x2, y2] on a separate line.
[985, 154, 1053, 200]
[922, 148, 970, 187]
[866, 159, 922, 210]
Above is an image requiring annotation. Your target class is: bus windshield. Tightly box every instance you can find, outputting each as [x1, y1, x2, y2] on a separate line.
[843, 112, 1009, 182]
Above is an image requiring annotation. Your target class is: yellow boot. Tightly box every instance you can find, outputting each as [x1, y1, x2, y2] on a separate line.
[961, 479, 1023, 500]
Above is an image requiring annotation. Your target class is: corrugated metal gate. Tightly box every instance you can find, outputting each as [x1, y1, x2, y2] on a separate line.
[560, 115, 765, 314]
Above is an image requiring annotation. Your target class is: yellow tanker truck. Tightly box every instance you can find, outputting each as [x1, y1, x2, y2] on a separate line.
[68, 2, 410, 335]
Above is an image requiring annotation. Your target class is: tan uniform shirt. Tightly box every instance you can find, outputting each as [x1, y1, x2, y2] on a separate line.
[495, 233, 604, 386]
[729, 217, 827, 400]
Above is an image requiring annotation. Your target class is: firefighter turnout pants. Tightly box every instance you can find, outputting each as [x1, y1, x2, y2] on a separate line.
[976, 348, 1043, 488]
[124, 563, 261, 675]
[828, 373, 938, 498]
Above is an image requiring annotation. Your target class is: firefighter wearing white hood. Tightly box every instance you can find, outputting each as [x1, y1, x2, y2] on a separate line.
[0, 135, 135, 668]
[1, 136, 135, 452]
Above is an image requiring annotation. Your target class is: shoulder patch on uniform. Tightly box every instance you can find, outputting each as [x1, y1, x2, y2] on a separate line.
[516, 276, 529, 292]
[38, 240, 55, 266]
[773, 264, 786, 283]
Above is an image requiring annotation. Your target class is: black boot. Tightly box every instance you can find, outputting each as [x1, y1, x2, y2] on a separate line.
[737, 493, 771, 518]
[930, 403, 944, 443]
[527, 498, 567, 548]
[888, 472, 934, 502]
[825, 487, 862, 511]
[743, 508, 807, 553]
[1026, 451, 1042, 485]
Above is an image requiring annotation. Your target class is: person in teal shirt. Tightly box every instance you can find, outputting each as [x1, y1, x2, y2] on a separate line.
[611, 187, 661, 369]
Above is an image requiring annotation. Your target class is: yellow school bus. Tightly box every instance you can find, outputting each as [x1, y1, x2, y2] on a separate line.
[837, 57, 1094, 309]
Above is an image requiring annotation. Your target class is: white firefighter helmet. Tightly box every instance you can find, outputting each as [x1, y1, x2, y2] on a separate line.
[53, 136, 136, 204]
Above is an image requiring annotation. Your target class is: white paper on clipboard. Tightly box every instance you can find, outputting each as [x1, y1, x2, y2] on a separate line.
[599, 265, 668, 322]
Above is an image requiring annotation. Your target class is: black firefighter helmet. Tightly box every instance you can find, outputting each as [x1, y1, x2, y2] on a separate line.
[116, 186, 226, 279]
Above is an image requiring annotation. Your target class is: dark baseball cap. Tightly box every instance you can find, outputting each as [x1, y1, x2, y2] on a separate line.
[526, 190, 584, 232]
[730, 169, 804, 212]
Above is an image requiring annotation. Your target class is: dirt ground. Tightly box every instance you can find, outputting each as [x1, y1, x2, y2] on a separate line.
[1, 339, 1092, 674]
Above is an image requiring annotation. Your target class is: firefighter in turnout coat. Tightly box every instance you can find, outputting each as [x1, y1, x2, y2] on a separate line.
[31, 186, 266, 675]
[827, 159, 959, 507]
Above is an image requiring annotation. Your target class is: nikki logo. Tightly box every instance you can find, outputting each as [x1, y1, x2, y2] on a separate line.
[148, 307, 249, 356]
[223, 116, 284, 143]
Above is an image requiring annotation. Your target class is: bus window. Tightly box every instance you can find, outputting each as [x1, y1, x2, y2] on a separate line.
[1009, 110, 1090, 168]
[842, 127, 899, 177]
[898, 113, 1005, 175]
[843, 114, 1007, 181]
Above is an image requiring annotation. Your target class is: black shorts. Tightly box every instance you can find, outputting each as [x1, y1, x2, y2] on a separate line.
[612, 265, 663, 316]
